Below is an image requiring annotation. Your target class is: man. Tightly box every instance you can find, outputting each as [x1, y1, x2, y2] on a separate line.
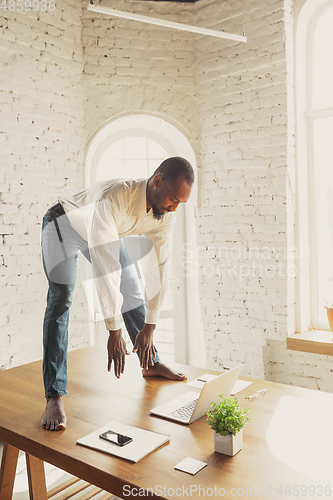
[41, 156, 194, 431]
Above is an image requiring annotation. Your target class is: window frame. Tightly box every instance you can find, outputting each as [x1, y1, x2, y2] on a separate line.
[296, 0, 333, 332]
[84, 114, 199, 364]
[89, 129, 178, 185]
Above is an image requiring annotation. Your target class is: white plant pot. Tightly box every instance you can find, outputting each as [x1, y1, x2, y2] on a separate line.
[214, 429, 243, 456]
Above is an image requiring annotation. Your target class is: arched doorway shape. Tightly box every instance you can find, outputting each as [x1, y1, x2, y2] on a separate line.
[84, 114, 202, 365]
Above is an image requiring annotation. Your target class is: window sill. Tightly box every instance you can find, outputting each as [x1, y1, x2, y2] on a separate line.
[287, 329, 333, 356]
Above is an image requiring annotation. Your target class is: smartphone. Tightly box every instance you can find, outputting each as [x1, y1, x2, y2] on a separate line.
[99, 430, 133, 447]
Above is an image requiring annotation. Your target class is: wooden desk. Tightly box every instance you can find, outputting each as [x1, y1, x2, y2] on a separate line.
[0, 347, 333, 499]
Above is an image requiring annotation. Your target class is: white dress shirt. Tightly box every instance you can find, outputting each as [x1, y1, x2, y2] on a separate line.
[58, 178, 176, 331]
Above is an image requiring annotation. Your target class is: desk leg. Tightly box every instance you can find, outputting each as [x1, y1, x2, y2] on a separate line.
[0, 444, 19, 500]
[26, 454, 47, 500]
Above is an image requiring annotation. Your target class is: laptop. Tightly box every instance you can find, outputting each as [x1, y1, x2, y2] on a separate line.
[150, 364, 243, 424]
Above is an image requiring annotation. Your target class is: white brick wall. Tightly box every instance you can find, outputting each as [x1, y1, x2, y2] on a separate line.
[0, 0, 201, 370]
[0, 0, 89, 370]
[81, 0, 200, 145]
[192, 0, 295, 377]
[192, 0, 333, 390]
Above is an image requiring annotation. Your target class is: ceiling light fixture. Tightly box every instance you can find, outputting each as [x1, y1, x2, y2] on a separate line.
[87, 2, 247, 42]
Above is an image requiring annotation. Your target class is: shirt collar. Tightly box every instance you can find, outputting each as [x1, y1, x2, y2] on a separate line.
[132, 178, 149, 217]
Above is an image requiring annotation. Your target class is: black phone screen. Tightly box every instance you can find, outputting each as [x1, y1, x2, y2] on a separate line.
[99, 430, 133, 447]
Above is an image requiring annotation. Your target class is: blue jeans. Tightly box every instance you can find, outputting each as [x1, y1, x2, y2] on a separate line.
[41, 206, 159, 399]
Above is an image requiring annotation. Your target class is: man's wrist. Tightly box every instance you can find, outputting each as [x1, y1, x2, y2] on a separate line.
[143, 323, 156, 332]
[109, 328, 122, 336]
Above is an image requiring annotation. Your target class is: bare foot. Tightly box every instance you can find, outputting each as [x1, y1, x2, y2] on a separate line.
[42, 396, 67, 431]
[142, 361, 187, 381]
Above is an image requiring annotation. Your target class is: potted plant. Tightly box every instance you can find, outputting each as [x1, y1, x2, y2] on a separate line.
[205, 395, 250, 456]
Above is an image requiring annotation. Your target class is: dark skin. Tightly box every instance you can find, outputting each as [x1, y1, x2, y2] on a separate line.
[42, 174, 192, 430]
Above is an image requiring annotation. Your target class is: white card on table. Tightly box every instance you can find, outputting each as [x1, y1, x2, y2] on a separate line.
[174, 457, 207, 475]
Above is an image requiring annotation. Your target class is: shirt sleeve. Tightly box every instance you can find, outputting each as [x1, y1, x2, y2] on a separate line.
[85, 193, 126, 331]
[141, 214, 176, 325]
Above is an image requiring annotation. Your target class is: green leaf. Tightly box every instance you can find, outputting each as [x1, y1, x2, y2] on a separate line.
[205, 394, 250, 436]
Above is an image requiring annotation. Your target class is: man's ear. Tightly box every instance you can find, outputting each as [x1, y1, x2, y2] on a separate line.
[153, 174, 163, 188]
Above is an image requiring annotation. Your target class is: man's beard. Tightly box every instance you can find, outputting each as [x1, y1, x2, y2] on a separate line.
[152, 205, 165, 220]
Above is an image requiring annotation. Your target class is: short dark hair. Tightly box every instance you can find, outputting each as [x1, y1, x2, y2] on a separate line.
[154, 157, 194, 186]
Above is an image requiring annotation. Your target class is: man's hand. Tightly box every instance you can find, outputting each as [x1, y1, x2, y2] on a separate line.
[133, 323, 156, 370]
[107, 329, 130, 378]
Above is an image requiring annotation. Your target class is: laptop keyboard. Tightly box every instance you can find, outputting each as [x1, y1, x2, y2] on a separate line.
[168, 398, 199, 421]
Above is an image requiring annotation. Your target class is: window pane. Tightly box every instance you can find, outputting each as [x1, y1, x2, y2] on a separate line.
[312, 7, 333, 109]
[313, 116, 333, 322]
[124, 137, 147, 160]
[313, 117, 333, 186]
[148, 139, 168, 158]
[96, 159, 125, 182]
[123, 159, 148, 179]
[100, 139, 124, 160]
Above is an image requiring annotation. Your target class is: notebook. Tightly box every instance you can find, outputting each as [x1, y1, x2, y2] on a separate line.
[77, 420, 170, 463]
[150, 364, 243, 424]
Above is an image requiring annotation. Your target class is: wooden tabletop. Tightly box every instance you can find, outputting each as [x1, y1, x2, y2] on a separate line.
[0, 347, 332, 499]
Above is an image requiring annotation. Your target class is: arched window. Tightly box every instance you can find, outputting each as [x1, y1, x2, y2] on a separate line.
[95, 136, 168, 182]
[84, 115, 199, 364]
[296, 0, 333, 331]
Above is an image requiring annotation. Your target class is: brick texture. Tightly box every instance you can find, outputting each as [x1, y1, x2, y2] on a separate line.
[193, 0, 296, 377]
[0, 0, 200, 371]
[192, 0, 333, 389]
[0, 0, 89, 369]
[81, 0, 199, 144]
